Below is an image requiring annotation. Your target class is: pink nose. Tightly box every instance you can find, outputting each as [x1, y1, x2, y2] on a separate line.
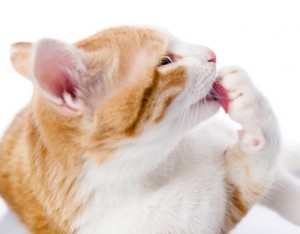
[208, 54, 217, 63]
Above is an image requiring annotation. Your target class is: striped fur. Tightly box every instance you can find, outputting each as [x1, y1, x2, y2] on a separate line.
[1, 26, 298, 233]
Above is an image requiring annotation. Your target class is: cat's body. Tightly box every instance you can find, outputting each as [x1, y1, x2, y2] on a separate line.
[0, 26, 300, 234]
[70, 118, 230, 234]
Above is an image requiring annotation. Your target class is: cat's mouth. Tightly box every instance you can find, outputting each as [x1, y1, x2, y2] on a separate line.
[205, 82, 229, 113]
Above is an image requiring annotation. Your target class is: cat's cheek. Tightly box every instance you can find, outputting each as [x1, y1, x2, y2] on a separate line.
[181, 62, 217, 102]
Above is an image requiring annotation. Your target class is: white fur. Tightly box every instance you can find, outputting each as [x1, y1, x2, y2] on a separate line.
[281, 143, 300, 176]
[262, 170, 300, 226]
[72, 121, 228, 233]
[71, 35, 300, 233]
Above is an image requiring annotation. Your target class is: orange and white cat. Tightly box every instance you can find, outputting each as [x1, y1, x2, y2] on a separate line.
[0, 26, 300, 234]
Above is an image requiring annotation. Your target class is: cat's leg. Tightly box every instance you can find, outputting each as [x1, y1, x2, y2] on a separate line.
[217, 66, 281, 232]
[261, 169, 300, 226]
[281, 143, 300, 177]
[261, 143, 300, 225]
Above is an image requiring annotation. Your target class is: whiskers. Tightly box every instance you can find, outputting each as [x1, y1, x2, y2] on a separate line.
[175, 78, 215, 130]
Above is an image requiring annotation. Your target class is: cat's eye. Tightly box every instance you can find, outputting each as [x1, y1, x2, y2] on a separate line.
[159, 56, 173, 66]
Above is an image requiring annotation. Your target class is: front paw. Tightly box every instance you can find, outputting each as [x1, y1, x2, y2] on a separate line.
[218, 66, 267, 150]
[218, 66, 259, 125]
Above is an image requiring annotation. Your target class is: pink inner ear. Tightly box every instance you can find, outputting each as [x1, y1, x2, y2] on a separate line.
[34, 39, 82, 102]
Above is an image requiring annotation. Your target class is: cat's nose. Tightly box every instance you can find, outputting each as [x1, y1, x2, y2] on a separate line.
[207, 52, 217, 63]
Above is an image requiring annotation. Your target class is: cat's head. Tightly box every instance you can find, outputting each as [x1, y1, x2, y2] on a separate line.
[10, 26, 219, 159]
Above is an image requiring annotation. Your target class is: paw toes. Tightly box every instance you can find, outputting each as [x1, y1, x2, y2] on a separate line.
[218, 66, 244, 78]
[218, 66, 252, 95]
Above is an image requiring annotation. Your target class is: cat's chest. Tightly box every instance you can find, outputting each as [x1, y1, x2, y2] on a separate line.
[72, 157, 226, 233]
[73, 186, 226, 234]
[71, 124, 230, 233]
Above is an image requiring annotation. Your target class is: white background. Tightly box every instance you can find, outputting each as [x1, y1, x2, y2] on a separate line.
[0, 0, 300, 233]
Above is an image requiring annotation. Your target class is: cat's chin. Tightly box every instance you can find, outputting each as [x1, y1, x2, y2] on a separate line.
[185, 101, 220, 129]
[199, 102, 221, 119]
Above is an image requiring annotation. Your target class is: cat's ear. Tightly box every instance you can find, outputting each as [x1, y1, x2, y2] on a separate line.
[32, 39, 88, 115]
[10, 42, 32, 79]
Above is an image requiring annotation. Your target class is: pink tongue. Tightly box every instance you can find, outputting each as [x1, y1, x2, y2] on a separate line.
[212, 82, 229, 113]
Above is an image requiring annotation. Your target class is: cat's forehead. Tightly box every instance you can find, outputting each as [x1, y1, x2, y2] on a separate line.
[74, 26, 174, 88]
[75, 26, 169, 53]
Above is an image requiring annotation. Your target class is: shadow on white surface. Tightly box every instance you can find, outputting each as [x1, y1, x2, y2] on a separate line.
[1, 197, 300, 234]
[0, 199, 29, 234]
[232, 205, 300, 234]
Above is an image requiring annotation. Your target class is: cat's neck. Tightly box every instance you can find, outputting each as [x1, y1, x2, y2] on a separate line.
[81, 123, 184, 184]
[30, 91, 192, 188]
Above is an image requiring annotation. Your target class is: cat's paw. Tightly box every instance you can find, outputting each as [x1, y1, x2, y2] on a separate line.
[218, 66, 266, 150]
[217, 66, 257, 123]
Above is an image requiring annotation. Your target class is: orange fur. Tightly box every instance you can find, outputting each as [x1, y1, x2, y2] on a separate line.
[10, 42, 32, 79]
[0, 26, 187, 233]
[222, 145, 267, 233]
[0, 26, 261, 234]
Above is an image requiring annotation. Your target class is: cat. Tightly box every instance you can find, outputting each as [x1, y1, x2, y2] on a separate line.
[1, 25, 300, 234]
